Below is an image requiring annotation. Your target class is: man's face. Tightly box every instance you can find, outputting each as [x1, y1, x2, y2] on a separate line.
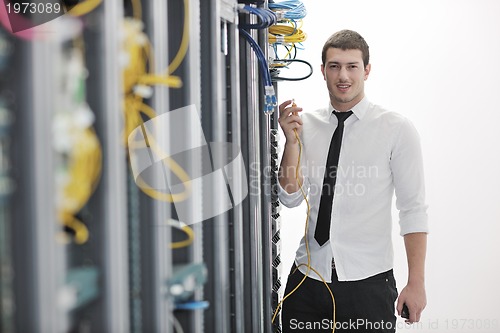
[321, 47, 371, 111]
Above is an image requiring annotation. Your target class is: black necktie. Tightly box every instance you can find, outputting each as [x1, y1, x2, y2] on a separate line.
[314, 110, 353, 246]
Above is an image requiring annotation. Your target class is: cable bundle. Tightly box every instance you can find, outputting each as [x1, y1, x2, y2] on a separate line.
[267, 1, 313, 82]
[237, 4, 278, 114]
[271, 58, 313, 81]
[58, 127, 102, 244]
[239, 29, 277, 114]
[123, 0, 197, 252]
[122, 0, 189, 144]
[55, 46, 102, 245]
[239, 29, 272, 87]
[238, 5, 277, 29]
[268, 22, 306, 44]
[268, 0, 307, 20]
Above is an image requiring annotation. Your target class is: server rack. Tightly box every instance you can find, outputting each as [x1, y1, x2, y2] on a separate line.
[11, 24, 73, 333]
[1, 0, 283, 331]
[166, 0, 205, 332]
[238, 1, 278, 332]
[5, 4, 130, 332]
[0, 28, 14, 333]
[83, 1, 130, 332]
[199, 0, 232, 331]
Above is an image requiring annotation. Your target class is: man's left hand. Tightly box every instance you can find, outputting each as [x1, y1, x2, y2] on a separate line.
[396, 282, 427, 323]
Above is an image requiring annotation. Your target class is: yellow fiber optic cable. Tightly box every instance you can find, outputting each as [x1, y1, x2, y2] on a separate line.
[67, 0, 102, 16]
[132, 128, 192, 203]
[138, 74, 182, 88]
[272, 126, 312, 323]
[120, 1, 195, 256]
[165, 219, 194, 249]
[131, 0, 142, 20]
[270, 43, 297, 65]
[123, 94, 157, 144]
[121, 0, 188, 144]
[123, 92, 192, 203]
[282, 43, 296, 61]
[122, 20, 148, 94]
[59, 127, 102, 245]
[295, 263, 336, 328]
[170, 225, 194, 249]
[121, 1, 193, 202]
[60, 128, 102, 204]
[272, 103, 336, 333]
[167, 0, 190, 76]
[269, 24, 307, 44]
[59, 213, 90, 245]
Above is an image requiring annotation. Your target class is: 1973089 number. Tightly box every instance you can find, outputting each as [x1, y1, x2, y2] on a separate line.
[6, 2, 61, 14]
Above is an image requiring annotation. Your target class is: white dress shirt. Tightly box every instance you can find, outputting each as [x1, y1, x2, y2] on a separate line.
[278, 97, 428, 282]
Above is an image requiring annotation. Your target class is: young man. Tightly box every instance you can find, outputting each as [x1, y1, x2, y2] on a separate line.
[278, 29, 428, 332]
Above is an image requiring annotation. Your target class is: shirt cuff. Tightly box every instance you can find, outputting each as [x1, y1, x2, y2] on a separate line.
[399, 211, 429, 236]
[277, 177, 309, 208]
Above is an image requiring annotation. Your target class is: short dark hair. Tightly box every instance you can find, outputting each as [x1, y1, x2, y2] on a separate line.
[322, 29, 370, 67]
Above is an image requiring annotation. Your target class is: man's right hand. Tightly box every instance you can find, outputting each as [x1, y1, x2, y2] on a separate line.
[278, 100, 303, 144]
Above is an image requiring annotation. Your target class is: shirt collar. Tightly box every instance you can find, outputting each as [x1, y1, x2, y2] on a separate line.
[326, 96, 370, 121]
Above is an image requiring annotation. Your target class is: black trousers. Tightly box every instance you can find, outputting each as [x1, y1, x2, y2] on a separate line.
[282, 264, 398, 333]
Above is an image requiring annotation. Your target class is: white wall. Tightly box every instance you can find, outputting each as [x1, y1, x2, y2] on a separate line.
[276, 0, 500, 332]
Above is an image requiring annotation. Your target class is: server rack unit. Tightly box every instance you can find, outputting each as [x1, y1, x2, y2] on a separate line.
[6, 7, 129, 333]
[199, 0, 235, 332]
[238, 1, 278, 332]
[166, 0, 206, 332]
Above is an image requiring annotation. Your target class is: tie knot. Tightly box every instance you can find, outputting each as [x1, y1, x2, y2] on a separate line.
[333, 110, 353, 123]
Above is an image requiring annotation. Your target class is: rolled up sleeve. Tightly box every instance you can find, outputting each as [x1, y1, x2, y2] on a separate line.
[277, 176, 310, 208]
[390, 118, 429, 236]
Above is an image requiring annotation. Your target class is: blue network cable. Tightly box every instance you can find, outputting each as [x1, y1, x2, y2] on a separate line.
[239, 29, 277, 114]
[174, 301, 210, 310]
[238, 5, 277, 29]
[269, 0, 307, 20]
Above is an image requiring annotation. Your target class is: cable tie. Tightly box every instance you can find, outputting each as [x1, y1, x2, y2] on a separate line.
[236, 4, 249, 13]
[265, 85, 275, 96]
[274, 10, 286, 21]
